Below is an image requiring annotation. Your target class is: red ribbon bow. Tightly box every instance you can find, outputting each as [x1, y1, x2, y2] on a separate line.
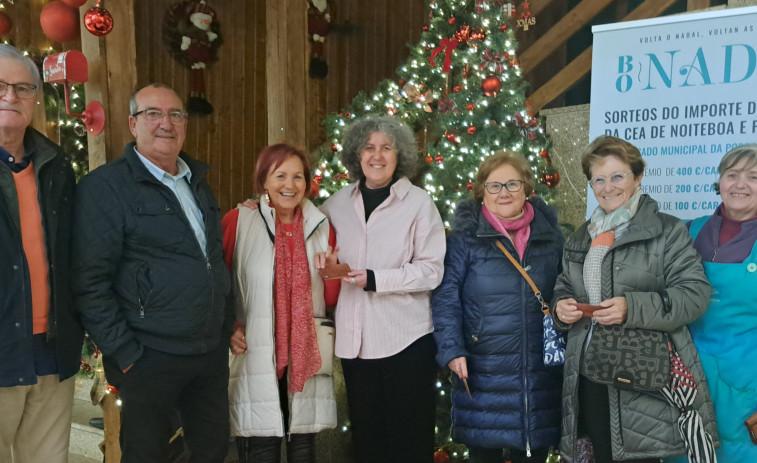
[479, 49, 507, 73]
[429, 37, 459, 73]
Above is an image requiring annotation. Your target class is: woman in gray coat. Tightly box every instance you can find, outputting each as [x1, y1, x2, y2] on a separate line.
[552, 136, 717, 463]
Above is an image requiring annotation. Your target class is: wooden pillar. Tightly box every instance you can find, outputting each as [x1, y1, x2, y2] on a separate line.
[266, 0, 308, 146]
[99, 392, 122, 463]
[79, 0, 138, 170]
[687, 0, 712, 10]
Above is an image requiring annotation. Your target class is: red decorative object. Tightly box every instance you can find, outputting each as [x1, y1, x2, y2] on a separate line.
[314, 175, 323, 183]
[84, 2, 114, 37]
[445, 132, 457, 144]
[500, 24, 508, 32]
[480, 49, 507, 73]
[463, 63, 471, 79]
[453, 85, 462, 93]
[465, 103, 474, 110]
[330, 144, 337, 152]
[422, 25, 428, 31]
[467, 126, 476, 135]
[429, 37, 458, 73]
[454, 25, 470, 44]
[541, 171, 560, 188]
[309, 179, 320, 198]
[540, 149, 552, 166]
[435, 154, 443, 163]
[470, 27, 486, 41]
[434, 450, 450, 463]
[40, 1, 80, 43]
[481, 74, 502, 96]
[425, 155, 433, 164]
[0, 12, 11, 36]
[448, 16, 455, 25]
[466, 182, 474, 190]
[62, 0, 87, 7]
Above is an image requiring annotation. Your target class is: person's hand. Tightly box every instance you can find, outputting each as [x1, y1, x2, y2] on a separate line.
[238, 198, 259, 210]
[448, 357, 468, 380]
[230, 326, 248, 355]
[594, 297, 628, 325]
[314, 246, 339, 269]
[343, 269, 367, 289]
[555, 298, 582, 324]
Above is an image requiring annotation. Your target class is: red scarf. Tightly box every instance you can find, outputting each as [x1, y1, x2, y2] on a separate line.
[274, 207, 320, 393]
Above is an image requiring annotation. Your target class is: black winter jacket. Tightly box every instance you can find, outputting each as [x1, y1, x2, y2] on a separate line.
[432, 197, 564, 451]
[0, 128, 83, 387]
[71, 143, 231, 370]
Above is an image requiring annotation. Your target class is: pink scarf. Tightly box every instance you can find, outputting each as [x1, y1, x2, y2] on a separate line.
[482, 201, 534, 260]
[274, 207, 320, 393]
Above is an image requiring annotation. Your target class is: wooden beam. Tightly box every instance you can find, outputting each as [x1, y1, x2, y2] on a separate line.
[687, 0, 712, 11]
[80, 0, 137, 169]
[266, 0, 308, 146]
[519, 0, 615, 73]
[527, 0, 678, 112]
[530, 0, 557, 17]
[100, 392, 122, 463]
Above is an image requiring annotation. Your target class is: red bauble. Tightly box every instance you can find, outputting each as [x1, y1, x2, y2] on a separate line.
[422, 25, 429, 31]
[453, 85, 462, 93]
[445, 132, 457, 144]
[540, 149, 552, 166]
[466, 182, 474, 190]
[40, 1, 80, 43]
[500, 24, 508, 32]
[314, 175, 323, 184]
[434, 450, 450, 463]
[467, 126, 476, 135]
[470, 27, 486, 41]
[465, 103, 474, 110]
[541, 171, 561, 188]
[425, 155, 433, 164]
[0, 12, 11, 36]
[62, 0, 88, 7]
[481, 75, 502, 96]
[435, 154, 443, 163]
[448, 17, 456, 25]
[84, 6, 114, 36]
[330, 144, 337, 152]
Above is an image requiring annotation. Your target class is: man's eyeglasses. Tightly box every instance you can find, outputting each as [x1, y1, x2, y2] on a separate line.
[485, 180, 524, 194]
[131, 109, 189, 125]
[589, 172, 631, 190]
[0, 80, 38, 99]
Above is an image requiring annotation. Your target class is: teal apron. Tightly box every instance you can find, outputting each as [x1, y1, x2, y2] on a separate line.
[668, 216, 757, 462]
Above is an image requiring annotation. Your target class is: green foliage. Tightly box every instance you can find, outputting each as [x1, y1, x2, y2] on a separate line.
[43, 83, 89, 181]
[312, 0, 557, 224]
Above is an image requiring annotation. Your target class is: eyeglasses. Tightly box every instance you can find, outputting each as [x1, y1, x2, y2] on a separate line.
[0, 80, 38, 99]
[589, 172, 632, 189]
[485, 180, 524, 194]
[131, 109, 188, 125]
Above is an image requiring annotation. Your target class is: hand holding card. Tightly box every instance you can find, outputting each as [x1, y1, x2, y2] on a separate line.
[576, 303, 602, 318]
[318, 263, 352, 280]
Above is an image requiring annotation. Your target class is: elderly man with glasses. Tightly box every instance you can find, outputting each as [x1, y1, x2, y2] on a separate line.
[0, 44, 84, 463]
[71, 83, 232, 462]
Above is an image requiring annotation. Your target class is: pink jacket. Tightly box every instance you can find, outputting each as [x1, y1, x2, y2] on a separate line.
[321, 177, 446, 359]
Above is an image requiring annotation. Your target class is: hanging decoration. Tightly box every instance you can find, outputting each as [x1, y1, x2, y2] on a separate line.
[513, 111, 539, 140]
[517, 1, 536, 31]
[479, 49, 507, 73]
[163, 0, 223, 115]
[0, 11, 11, 36]
[429, 37, 458, 73]
[481, 74, 502, 96]
[40, 1, 80, 43]
[307, 0, 330, 79]
[84, 1, 114, 36]
[541, 171, 560, 188]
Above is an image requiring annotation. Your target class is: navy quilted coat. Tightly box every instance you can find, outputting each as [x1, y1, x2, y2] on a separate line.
[432, 197, 564, 452]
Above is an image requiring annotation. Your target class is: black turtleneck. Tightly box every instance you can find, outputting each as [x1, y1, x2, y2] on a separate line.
[359, 178, 396, 221]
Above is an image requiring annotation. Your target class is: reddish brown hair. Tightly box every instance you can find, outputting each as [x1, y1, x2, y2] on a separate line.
[253, 143, 312, 195]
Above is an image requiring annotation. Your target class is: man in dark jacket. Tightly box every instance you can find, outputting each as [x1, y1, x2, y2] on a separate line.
[0, 44, 84, 462]
[72, 83, 232, 463]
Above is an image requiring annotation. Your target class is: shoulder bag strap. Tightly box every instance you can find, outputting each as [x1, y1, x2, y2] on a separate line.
[495, 240, 551, 316]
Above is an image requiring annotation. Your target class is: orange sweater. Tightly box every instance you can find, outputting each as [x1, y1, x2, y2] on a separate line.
[13, 162, 50, 334]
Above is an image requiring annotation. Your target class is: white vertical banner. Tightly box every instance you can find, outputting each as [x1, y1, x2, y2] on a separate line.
[589, 6, 757, 220]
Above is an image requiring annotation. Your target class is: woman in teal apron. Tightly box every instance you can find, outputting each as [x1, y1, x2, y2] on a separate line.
[668, 144, 757, 463]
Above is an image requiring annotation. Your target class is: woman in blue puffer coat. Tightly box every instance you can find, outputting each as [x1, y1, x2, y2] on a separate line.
[432, 151, 564, 463]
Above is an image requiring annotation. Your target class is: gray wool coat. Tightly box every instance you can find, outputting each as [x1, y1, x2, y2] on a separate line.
[552, 195, 718, 462]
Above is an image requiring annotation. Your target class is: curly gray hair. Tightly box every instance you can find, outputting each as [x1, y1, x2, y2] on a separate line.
[0, 44, 42, 90]
[340, 116, 417, 182]
[714, 143, 757, 194]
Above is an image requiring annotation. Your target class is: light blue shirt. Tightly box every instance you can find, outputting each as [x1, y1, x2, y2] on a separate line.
[135, 149, 207, 256]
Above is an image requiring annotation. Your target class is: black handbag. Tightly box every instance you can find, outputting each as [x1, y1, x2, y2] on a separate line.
[583, 324, 669, 392]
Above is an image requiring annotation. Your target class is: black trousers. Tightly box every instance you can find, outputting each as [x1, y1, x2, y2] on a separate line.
[341, 333, 437, 463]
[103, 342, 230, 463]
[578, 376, 659, 463]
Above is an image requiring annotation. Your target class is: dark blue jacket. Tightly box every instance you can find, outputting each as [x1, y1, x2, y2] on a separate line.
[432, 197, 564, 451]
[0, 128, 84, 387]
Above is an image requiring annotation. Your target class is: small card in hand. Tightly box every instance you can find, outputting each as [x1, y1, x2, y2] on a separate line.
[318, 263, 351, 280]
[576, 303, 602, 318]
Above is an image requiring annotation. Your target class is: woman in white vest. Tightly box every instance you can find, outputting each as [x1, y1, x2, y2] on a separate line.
[223, 143, 338, 463]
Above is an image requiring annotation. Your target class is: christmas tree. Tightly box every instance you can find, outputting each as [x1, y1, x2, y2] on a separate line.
[311, 0, 559, 224]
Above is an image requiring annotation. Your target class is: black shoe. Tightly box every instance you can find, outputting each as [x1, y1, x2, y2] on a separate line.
[89, 417, 104, 429]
